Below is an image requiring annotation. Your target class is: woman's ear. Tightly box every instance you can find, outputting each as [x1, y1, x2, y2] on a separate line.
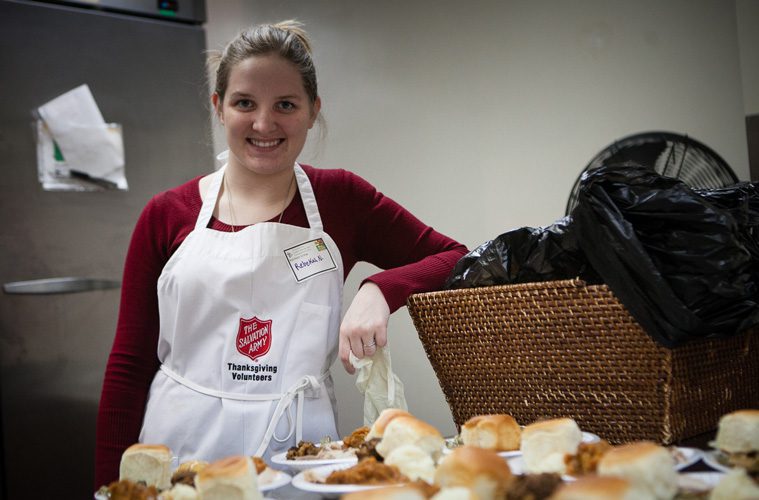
[309, 96, 322, 129]
[211, 93, 224, 124]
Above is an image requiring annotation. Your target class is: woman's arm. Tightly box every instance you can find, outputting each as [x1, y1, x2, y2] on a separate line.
[332, 170, 468, 372]
[93, 198, 170, 488]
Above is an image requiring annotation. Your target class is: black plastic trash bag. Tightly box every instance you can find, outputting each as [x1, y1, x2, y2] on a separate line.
[573, 163, 759, 347]
[445, 216, 601, 289]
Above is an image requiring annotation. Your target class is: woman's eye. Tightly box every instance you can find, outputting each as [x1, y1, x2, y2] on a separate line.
[278, 101, 296, 111]
[235, 99, 253, 109]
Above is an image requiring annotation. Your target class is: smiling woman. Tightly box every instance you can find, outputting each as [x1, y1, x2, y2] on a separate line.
[94, 20, 467, 490]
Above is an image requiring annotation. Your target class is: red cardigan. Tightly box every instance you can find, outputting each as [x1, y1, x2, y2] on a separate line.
[94, 164, 467, 487]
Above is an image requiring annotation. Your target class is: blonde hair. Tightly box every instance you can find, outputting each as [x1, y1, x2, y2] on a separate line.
[208, 20, 318, 107]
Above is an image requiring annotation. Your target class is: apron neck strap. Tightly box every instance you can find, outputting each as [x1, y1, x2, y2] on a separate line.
[195, 164, 225, 231]
[195, 163, 324, 231]
[294, 163, 323, 231]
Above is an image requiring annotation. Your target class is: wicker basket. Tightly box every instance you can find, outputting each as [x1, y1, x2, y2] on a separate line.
[407, 279, 759, 444]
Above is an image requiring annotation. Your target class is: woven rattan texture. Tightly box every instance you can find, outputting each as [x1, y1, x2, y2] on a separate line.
[407, 279, 758, 445]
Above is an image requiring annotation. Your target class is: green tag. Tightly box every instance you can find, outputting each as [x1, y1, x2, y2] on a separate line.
[53, 141, 65, 162]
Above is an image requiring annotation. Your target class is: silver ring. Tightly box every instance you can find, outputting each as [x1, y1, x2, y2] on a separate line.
[363, 339, 376, 349]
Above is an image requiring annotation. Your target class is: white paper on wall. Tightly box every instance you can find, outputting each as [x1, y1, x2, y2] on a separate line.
[35, 84, 127, 191]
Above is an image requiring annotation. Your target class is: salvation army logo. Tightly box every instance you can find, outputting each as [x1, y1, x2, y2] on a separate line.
[236, 317, 272, 362]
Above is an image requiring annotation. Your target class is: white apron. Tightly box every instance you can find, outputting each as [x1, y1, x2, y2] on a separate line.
[139, 163, 344, 463]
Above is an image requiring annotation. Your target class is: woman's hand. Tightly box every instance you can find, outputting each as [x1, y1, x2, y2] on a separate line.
[339, 282, 390, 374]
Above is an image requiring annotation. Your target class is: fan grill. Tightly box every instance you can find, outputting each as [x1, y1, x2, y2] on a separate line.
[566, 132, 738, 215]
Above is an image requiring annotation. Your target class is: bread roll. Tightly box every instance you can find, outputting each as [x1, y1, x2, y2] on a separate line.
[384, 444, 437, 483]
[597, 441, 677, 500]
[194, 455, 261, 500]
[549, 475, 638, 500]
[119, 443, 173, 490]
[520, 418, 582, 474]
[160, 483, 199, 500]
[431, 487, 477, 500]
[460, 414, 521, 452]
[709, 467, 759, 500]
[713, 409, 759, 453]
[366, 408, 413, 440]
[376, 415, 445, 461]
[341, 485, 427, 500]
[434, 446, 513, 500]
[175, 459, 208, 474]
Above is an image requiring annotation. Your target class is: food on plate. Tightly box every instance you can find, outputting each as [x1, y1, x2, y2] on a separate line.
[160, 483, 198, 500]
[549, 475, 638, 500]
[504, 472, 562, 500]
[286, 440, 320, 458]
[119, 443, 173, 490]
[434, 446, 513, 500]
[170, 460, 209, 486]
[366, 408, 413, 440]
[709, 467, 759, 500]
[285, 439, 355, 460]
[343, 425, 371, 447]
[98, 479, 161, 499]
[460, 414, 521, 452]
[597, 441, 678, 500]
[341, 483, 434, 499]
[384, 444, 437, 483]
[356, 436, 384, 462]
[520, 418, 582, 474]
[194, 455, 261, 500]
[431, 486, 477, 500]
[563, 440, 613, 476]
[319, 456, 408, 485]
[284, 426, 370, 461]
[711, 409, 759, 473]
[376, 415, 445, 461]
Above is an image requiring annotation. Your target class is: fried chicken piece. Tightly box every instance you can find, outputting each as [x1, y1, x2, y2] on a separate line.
[343, 426, 370, 449]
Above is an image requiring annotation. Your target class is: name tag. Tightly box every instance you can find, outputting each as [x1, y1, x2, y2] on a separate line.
[284, 238, 338, 283]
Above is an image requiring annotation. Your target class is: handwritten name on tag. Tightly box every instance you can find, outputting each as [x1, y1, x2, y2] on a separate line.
[284, 238, 337, 282]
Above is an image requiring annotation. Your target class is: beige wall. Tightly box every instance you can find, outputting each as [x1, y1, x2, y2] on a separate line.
[205, 0, 752, 438]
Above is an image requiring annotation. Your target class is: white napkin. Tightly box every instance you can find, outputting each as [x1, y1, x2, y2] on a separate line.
[37, 84, 124, 179]
[350, 346, 408, 427]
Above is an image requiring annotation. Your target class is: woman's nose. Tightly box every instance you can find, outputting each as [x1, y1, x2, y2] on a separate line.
[251, 109, 276, 133]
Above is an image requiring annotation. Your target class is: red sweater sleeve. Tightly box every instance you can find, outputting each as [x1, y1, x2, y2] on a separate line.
[308, 167, 468, 312]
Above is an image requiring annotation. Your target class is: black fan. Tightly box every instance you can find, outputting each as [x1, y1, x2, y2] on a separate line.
[565, 131, 739, 215]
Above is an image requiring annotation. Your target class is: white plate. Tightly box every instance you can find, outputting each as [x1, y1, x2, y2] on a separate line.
[670, 446, 702, 471]
[259, 469, 292, 492]
[444, 431, 601, 457]
[270, 443, 358, 472]
[702, 449, 732, 473]
[290, 463, 405, 498]
[506, 445, 698, 478]
[677, 471, 725, 492]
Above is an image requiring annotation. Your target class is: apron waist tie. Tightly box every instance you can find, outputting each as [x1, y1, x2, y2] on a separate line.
[158, 365, 326, 456]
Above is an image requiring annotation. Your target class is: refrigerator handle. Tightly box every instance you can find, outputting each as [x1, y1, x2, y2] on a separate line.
[3, 277, 121, 295]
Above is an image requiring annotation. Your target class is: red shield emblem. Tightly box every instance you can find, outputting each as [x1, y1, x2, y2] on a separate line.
[236, 317, 272, 362]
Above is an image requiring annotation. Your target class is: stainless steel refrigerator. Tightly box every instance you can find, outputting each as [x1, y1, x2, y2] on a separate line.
[0, 1, 213, 498]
